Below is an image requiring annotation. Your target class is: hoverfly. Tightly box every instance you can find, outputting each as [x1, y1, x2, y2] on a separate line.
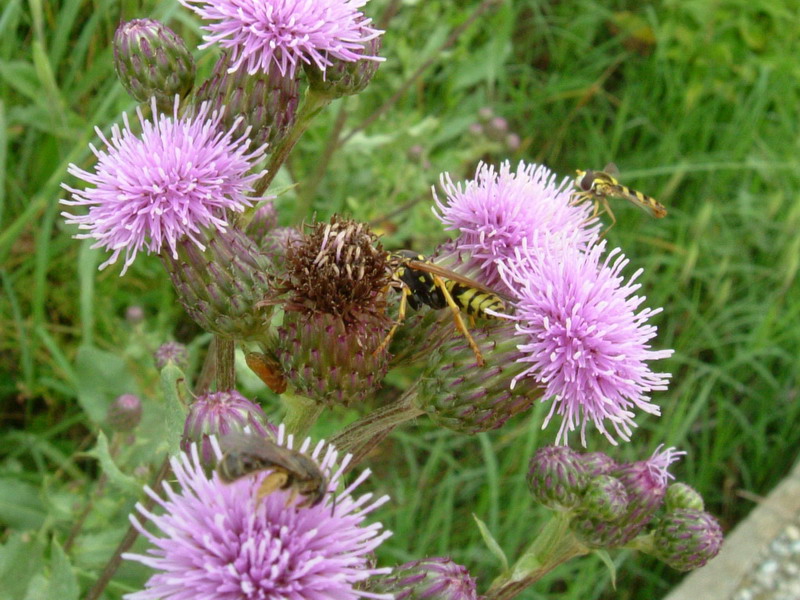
[245, 351, 287, 394]
[374, 250, 507, 367]
[217, 433, 327, 508]
[571, 163, 667, 231]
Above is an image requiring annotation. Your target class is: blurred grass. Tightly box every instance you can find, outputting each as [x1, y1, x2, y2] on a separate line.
[2, 0, 800, 598]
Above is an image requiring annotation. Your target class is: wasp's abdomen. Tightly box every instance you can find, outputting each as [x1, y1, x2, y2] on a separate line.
[446, 281, 505, 318]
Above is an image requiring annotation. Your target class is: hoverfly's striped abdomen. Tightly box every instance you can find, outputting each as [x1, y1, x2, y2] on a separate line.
[445, 281, 505, 318]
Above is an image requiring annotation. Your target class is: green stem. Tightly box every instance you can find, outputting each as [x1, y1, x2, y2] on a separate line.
[330, 385, 423, 469]
[282, 391, 324, 437]
[253, 88, 332, 201]
[215, 336, 235, 391]
[484, 513, 590, 600]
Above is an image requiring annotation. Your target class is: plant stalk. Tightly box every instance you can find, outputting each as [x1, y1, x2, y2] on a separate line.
[282, 391, 324, 437]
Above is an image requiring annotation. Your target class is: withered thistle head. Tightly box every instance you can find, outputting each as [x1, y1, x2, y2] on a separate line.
[280, 215, 390, 321]
[274, 216, 392, 406]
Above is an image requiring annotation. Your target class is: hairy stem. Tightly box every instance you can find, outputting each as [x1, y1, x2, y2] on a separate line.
[214, 336, 235, 391]
[483, 514, 589, 600]
[254, 88, 331, 198]
[330, 385, 423, 470]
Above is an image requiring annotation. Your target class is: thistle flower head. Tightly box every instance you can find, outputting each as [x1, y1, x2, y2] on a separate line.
[178, 0, 384, 79]
[580, 474, 629, 521]
[61, 100, 267, 274]
[572, 445, 685, 548]
[371, 557, 477, 600]
[652, 508, 723, 571]
[526, 445, 588, 510]
[154, 341, 188, 370]
[182, 390, 272, 465]
[274, 216, 392, 405]
[432, 161, 598, 291]
[499, 237, 673, 446]
[107, 394, 143, 432]
[124, 426, 392, 599]
[665, 482, 705, 512]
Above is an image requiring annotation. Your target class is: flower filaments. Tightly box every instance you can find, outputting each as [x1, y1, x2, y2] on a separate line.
[61, 99, 266, 275]
[124, 427, 393, 599]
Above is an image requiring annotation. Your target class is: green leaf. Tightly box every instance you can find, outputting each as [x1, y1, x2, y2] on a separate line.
[0, 477, 45, 530]
[0, 533, 45, 600]
[22, 541, 79, 600]
[160, 363, 188, 455]
[74, 344, 138, 424]
[84, 432, 140, 495]
[472, 513, 508, 572]
[593, 549, 617, 589]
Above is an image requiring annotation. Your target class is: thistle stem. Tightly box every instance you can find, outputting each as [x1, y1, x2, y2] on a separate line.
[483, 513, 589, 600]
[282, 391, 324, 437]
[253, 87, 331, 200]
[214, 336, 235, 391]
[330, 385, 423, 469]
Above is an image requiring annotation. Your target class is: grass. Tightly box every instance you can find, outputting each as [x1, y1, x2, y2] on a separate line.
[2, 0, 800, 598]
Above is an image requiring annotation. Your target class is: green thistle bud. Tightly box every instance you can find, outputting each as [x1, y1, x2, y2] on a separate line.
[244, 202, 278, 246]
[665, 482, 705, 511]
[578, 452, 618, 476]
[652, 509, 723, 571]
[415, 322, 538, 433]
[274, 216, 392, 406]
[572, 446, 684, 548]
[580, 474, 629, 521]
[113, 19, 195, 111]
[154, 341, 188, 370]
[304, 37, 382, 99]
[162, 227, 273, 340]
[196, 51, 298, 151]
[107, 394, 142, 432]
[370, 557, 477, 600]
[526, 445, 588, 510]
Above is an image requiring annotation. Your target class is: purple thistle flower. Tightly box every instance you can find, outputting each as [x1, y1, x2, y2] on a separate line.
[61, 99, 267, 275]
[499, 237, 673, 445]
[178, 0, 384, 79]
[124, 426, 392, 599]
[432, 161, 598, 291]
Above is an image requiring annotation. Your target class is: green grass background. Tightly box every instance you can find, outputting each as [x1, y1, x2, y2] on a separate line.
[1, 0, 799, 598]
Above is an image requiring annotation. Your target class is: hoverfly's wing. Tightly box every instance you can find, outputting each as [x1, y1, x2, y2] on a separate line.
[405, 260, 511, 301]
[602, 162, 621, 178]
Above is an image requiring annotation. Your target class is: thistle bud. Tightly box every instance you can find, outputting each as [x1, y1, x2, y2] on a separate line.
[580, 475, 629, 521]
[579, 452, 618, 476]
[415, 322, 538, 433]
[274, 216, 392, 406]
[260, 227, 302, 268]
[162, 227, 273, 340]
[196, 52, 298, 151]
[652, 509, 723, 571]
[107, 394, 142, 432]
[182, 390, 271, 465]
[370, 557, 478, 600]
[572, 446, 685, 548]
[154, 341, 188, 370]
[526, 445, 588, 510]
[125, 305, 145, 325]
[304, 36, 382, 99]
[113, 19, 195, 111]
[244, 202, 278, 245]
[665, 482, 705, 512]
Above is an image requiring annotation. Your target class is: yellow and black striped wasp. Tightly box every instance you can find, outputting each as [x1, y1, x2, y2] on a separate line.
[375, 250, 507, 366]
[571, 163, 667, 231]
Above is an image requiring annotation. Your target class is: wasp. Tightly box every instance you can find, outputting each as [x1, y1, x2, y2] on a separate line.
[375, 250, 507, 366]
[217, 432, 327, 508]
[571, 163, 666, 231]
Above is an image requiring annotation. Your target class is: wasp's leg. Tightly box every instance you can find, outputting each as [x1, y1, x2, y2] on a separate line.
[432, 274, 485, 367]
[256, 471, 289, 503]
[373, 285, 410, 357]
